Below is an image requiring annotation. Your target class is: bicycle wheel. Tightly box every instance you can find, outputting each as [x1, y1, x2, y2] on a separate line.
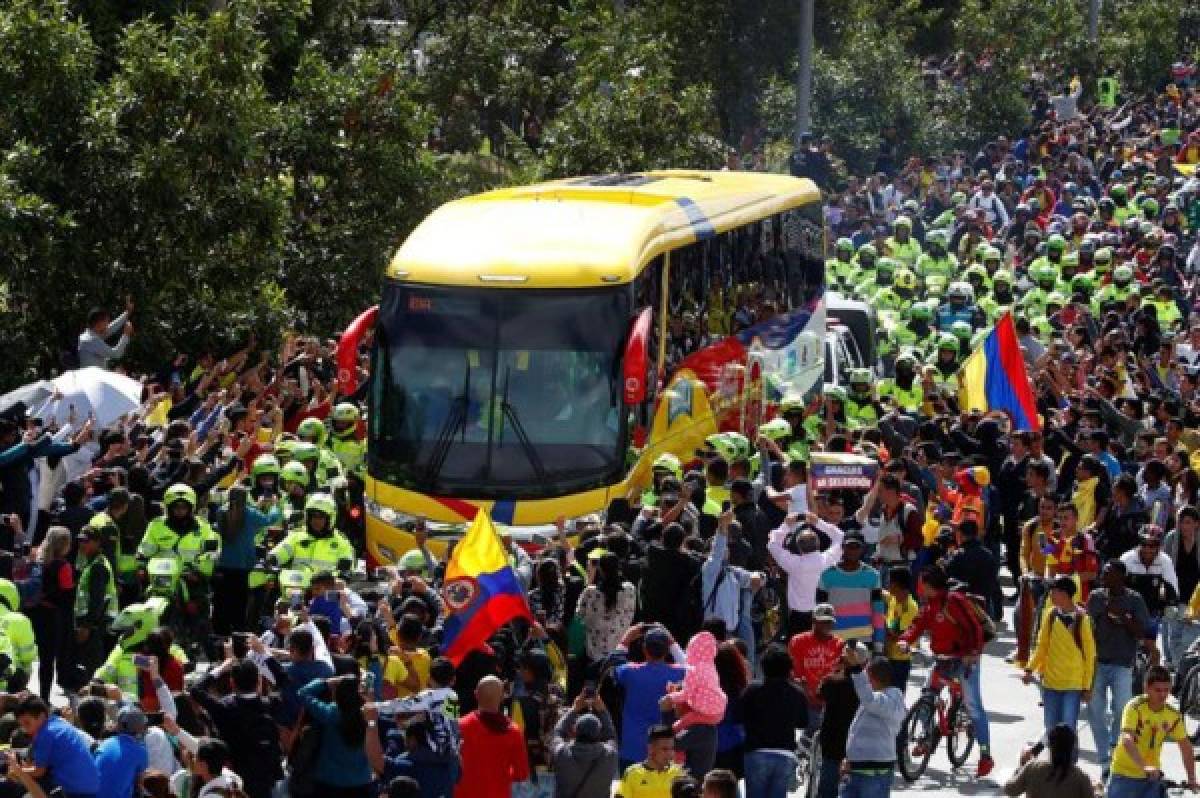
[794, 734, 815, 797]
[946, 698, 976, 768]
[804, 732, 823, 798]
[898, 699, 937, 782]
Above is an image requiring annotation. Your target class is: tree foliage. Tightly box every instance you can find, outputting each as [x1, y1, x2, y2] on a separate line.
[0, 0, 1189, 387]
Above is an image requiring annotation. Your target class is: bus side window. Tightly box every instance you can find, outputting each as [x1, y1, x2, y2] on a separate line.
[710, 236, 734, 338]
[762, 215, 787, 308]
[634, 255, 664, 385]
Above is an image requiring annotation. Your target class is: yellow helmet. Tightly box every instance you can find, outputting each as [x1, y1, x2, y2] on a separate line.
[895, 269, 918, 292]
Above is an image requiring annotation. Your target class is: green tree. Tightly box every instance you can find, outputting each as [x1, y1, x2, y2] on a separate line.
[278, 46, 438, 332]
[536, 7, 725, 176]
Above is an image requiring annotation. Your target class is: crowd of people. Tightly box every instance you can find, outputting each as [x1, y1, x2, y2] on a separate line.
[0, 55, 1200, 798]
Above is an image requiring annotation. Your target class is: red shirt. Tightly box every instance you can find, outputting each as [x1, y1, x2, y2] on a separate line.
[788, 632, 845, 699]
[900, 592, 984, 657]
[454, 710, 530, 798]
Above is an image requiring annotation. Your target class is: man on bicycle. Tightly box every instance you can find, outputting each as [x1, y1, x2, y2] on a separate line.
[1120, 525, 1179, 664]
[898, 564, 993, 777]
[1106, 664, 1199, 797]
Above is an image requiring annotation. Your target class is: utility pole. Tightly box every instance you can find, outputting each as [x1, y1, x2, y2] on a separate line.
[795, 0, 814, 146]
[1087, 0, 1100, 44]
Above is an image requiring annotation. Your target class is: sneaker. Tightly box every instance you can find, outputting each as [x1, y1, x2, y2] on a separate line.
[976, 756, 994, 778]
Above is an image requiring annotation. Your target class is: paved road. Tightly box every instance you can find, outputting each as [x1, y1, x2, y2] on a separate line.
[832, 604, 1193, 797]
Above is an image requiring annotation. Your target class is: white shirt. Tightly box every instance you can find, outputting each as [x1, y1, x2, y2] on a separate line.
[1119, 549, 1179, 595]
[766, 519, 844, 613]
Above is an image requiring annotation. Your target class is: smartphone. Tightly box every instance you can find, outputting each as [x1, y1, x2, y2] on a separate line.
[324, 590, 341, 602]
[582, 681, 597, 699]
[231, 633, 249, 659]
[289, 592, 304, 609]
[146, 711, 165, 726]
[132, 654, 152, 668]
[363, 671, 377, 694]
[721, 500, 731, 513]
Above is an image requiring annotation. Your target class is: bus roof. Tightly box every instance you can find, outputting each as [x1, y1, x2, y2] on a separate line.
[386, 170, 820, 289]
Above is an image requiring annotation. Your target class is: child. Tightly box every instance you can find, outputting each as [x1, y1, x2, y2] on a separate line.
[668, 631, 727, 731]
[885, 567, 919, 693]
[665, 631, 727, 779]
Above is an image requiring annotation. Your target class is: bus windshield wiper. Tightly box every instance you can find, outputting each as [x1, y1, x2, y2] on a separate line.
[496, 367, 548, 485]
[421, 358, 471, 485]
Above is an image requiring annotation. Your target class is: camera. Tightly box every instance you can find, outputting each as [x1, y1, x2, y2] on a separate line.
[231, 632, 250, 659]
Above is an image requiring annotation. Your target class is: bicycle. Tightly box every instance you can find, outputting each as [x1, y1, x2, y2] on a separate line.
[896, 656, 976, 782]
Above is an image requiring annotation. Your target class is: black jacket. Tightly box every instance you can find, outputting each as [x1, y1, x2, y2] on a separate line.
[189, 664, 284, 798]
[733, 500, 771, 571]
[945, 539, 1001, 615]
[638, 545, 702, 642]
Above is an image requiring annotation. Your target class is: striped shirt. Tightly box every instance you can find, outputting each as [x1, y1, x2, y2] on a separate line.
[816, 564, 886, 647]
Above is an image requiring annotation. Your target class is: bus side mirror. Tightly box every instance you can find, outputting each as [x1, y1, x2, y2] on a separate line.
[622, 307, 654, 406]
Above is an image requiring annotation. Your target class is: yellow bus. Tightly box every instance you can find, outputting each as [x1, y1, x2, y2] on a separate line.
[358, 170, 824, 564]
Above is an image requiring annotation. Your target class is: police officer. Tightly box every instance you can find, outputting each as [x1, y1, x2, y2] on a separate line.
[296, 418, 346, 486]
[74, 526, 118, 678]
[0, 579, 36, 691]
[279, 460, 311, 528]
[81, 487, 137, 605]
[267, 493, 356, 576]
[328, 403, 366, 477]
[137, 484, 221, 643]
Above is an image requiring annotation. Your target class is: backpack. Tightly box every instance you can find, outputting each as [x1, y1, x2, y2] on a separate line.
[1054, 606, 1087, 653]
[947, 586, 997, 644]
[16, 561, 43, 612]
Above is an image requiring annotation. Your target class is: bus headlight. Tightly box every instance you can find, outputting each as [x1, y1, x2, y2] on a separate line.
[364, 498, 400, 527]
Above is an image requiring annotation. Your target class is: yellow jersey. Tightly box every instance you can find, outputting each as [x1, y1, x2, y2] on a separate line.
[1110, 695, 1185, 779]
[617, 762, 687, 798]
[885, 593, 919, 661]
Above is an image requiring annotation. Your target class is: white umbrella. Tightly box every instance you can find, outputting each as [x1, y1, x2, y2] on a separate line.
[31, 367, 143, 428]
[0, 379, 55, 417]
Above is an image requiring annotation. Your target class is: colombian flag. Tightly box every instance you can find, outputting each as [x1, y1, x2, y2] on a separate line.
[439, 510, 532, 664]
[957, 313, 1041, 431]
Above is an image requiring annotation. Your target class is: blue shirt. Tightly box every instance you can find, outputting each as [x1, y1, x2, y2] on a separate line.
[1099, 451, 1122, 480]
[280, 658, 335, 725]
[298, 678, 374, 788]
[614, 660, 686, 762]
[31, 715, 101, 795]
[216, 504, 280, 570]
[94, 733, 148, 798]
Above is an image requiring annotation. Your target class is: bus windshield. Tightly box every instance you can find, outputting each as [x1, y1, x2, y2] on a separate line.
[370, 282, 631, 499]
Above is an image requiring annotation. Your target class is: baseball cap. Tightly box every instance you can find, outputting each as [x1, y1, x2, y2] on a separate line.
[842, 532, 866, 547]
[813, 603, 836, 623]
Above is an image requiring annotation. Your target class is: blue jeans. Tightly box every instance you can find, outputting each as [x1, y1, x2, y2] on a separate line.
[744, 750, 796, 798]
[933, 659, 990, 749]
[1166, 617, 1200, 668]
[839, 770, 893, 798]
[818, 755, 843, 798]
[1106, 773, 1167, 798]
[511, 771, 554, 798]
[1041, 687, 1082, 732]
[1090, 663, 1134, 769]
